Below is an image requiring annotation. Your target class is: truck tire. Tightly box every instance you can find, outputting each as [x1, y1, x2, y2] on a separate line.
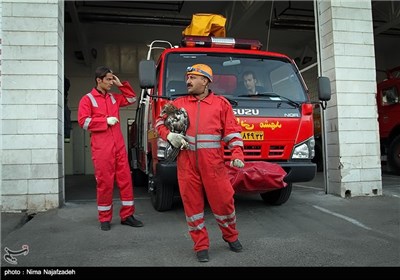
[388, 135, 400, 175]
[260, 183, 292, 205]
[148, 161, 174, 211]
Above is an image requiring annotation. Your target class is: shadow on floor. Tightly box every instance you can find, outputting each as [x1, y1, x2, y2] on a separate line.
[65, 175, 148, 201]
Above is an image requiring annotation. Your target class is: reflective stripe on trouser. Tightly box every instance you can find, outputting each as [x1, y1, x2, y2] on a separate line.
[177, 148, 238, 252]
[93, 144, 135, 222]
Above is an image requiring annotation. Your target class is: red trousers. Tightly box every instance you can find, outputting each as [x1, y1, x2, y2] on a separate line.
[177, 148, 238, 252]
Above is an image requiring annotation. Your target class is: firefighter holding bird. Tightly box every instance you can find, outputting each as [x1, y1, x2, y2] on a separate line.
[156, 64, 245, 262]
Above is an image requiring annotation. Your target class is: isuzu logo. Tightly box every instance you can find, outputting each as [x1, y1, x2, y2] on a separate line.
[233, 108, 260, 115]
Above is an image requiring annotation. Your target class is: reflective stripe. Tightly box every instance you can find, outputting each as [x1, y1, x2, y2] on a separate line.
[214, 211, 236, 228]
[186, 134, 221, 141]
[98, 205, 112, 211]
[214, 211, 236, 221]
[188, 222, 205, 231]
[196, 134, 221, 141]
[83, 117, 92, 130]
[216, 217, 236, 228]
[108, 93, 116, 104]
[186, 212, 204, 222]
[126, 97, 136, 103]
[187, 134, 222, 150]
[155, 120, 165, 128]
[188, 142, 221, 150]
[121, 200, 134, 206]
[186, 135, 196, 143]
[86, 93, 98, 107]
[229, 140, 243, 148]
[223, 132, 242, 143]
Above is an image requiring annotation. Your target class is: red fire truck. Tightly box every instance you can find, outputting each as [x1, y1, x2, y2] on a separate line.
[313, 66, 400, 174]
[131, 35, 331, 211]
[377, 66, 400, 174]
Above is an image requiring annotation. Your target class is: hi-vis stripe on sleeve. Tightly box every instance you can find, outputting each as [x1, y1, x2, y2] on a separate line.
[222, 132, 242, 143]
[126, 97, 136, 103]
[83, 117, 92, 130]
[223, 132, 243, 147]
[155, 120, 165, 128]
[108, 93, 116, 104]
[86, 93, 98, 107]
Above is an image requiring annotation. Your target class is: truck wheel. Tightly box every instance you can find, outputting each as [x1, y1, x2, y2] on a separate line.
[388, 135, 400, 175]
[148, 161, 174, 211]
[260, 183, 292, 205]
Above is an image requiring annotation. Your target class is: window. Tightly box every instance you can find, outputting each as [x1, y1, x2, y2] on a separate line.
[382, 87, 399, 105]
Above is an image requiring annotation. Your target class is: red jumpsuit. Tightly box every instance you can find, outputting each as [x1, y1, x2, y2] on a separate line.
[156, 92, 244, 252]
[78, 82, 137, 223]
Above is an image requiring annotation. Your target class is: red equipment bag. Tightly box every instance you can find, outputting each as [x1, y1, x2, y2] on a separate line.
[225, 161, 287, 194]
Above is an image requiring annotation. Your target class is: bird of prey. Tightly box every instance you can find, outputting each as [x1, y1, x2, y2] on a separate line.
[161, 102, 189, 162]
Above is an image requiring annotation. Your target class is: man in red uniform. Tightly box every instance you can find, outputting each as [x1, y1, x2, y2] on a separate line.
[78, 66, 143, 231]
[156, 64, 245, 262]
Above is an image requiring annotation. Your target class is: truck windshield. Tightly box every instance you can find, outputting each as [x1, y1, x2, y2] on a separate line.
[163, 52, 308, 104]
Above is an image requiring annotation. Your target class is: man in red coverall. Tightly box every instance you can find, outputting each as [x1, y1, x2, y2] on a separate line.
[156, 64, 245, 262]
[78, 66, 143, 231]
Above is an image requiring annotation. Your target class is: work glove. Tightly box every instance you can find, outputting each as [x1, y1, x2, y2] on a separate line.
[167, 132, 188, 149]
[230, 159, 245, 168]
[107, 117, 119, 126]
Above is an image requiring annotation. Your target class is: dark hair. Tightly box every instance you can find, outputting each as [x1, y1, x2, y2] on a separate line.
[95, 66, 113, 83]
[243, 70, 257, 80]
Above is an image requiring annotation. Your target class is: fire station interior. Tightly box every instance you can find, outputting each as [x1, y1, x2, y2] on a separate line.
[64, 1, 400, 201]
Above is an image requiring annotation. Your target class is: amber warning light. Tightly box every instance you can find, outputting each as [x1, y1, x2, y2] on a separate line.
[181, 36, 262, 50]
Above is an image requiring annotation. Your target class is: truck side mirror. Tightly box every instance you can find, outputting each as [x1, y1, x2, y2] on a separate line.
[139, 60, 156, 88]
[317, 76, 331, 102]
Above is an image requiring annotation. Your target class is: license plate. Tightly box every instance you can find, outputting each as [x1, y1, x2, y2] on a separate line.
[241, 131, 264, 141]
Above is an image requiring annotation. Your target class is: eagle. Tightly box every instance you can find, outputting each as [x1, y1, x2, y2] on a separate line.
[161, 102, 189, 162]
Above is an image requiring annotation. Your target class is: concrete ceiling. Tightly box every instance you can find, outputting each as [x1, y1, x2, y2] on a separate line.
[65, 1, 400, 68]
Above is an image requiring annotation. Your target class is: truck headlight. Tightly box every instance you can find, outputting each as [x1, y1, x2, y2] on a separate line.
[292, 137, 315, 159]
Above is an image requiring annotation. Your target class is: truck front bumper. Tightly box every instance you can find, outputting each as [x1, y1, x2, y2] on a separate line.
[279, 161, 316, 183]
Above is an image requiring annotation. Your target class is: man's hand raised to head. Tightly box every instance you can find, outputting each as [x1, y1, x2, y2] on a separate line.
[112, 75, 123, 87]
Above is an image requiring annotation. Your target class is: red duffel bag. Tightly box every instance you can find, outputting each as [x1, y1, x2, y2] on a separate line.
[225, 161, 287, 194]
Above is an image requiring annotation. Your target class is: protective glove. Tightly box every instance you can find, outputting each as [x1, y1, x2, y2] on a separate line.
[167, 132, 188, 149]
[230, 159, 245, 168]
[107, 117, 119, 126]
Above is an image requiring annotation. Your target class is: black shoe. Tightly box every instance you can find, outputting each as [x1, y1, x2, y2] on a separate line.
[121, 215, 143, 227]
[100, 221, 110, 231]
[196, 250, 209, 262]
[227, 239, 243, 252]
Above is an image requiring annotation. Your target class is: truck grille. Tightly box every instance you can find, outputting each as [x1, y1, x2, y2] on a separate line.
[224, 145, 285, 158]
[269, 145, 285, 157]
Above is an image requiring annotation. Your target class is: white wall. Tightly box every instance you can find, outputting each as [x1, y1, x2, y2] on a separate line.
[1, 0, 64, 211]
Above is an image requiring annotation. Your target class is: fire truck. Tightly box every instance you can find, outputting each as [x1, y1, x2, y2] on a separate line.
[130, 35, 331, 211]
[377, 66, 400, 174]
[313, 66, 400, 174]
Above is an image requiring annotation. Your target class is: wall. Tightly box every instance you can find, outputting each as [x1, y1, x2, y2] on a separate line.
[1, 0, 64, 212]
[316, 0, 382, 197]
